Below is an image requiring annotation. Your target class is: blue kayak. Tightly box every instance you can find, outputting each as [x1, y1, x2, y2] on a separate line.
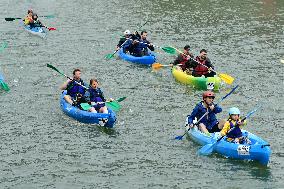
[188, 127, 271, 166]
[60, 91, 116, 128]
[0, 70, 9, 91]
[22, 22, 47, 38]
[118, 48, 156, 65]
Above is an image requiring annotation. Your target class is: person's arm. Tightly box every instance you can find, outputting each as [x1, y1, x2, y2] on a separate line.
[187, 104, 200, 125]
[173, 54, 183, 65]
[211, 103, 222, 113]
[205, 58, 214, 70]
[60, 79, 71, 90]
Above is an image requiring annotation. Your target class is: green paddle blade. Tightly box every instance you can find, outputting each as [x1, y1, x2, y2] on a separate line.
[0, 80, 10, 91]
[80, 103, 92, 110]
[161, 46, 176, 54]
[116, 96, 126, 102]
[0, 41, 8, 52]
[105, 53, 115, 59]
[106, 101, 121, 112]
[46, 64, 65, 76]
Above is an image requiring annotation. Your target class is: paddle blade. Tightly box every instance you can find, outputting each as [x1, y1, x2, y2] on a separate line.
[46, 64, 64, 76]
[115, 96, 126, 102]
[105, 53, 115, 59]
[0, 41, 8, 52]
[0, 81, 10, 91]
[80, 103, 92, 110]
[42, 15, 55, 18]
[106, 101, 121, 112]
[174, 135, 184, 140]
[219, 73, 234, 85]
[161, 46, 176, 54]
[152, 63, 163, 70]
[4, 17, 21, 21]
[48, 27, 56, 31]
[198, 143, 214, 155]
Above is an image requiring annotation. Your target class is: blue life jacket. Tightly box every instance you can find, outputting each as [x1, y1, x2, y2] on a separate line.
[187, 102, 222, 129]
[84, 87, 105, 103]
[226, 120, 242, 138]
[66, 79, 85, 98]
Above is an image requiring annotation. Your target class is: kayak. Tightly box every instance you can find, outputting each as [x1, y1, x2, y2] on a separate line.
[0, 70, 9, 91]
[172, 66, 221, 91]
[20, 20, 47, 38]
[187, 126, 271, 166]
[60, 91, 116, 128]
[118, 48, 156, 65]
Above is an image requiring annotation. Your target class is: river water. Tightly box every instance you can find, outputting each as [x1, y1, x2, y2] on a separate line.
[0, 0, 284, 188]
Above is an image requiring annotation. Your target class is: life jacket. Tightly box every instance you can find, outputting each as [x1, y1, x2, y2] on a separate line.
[66, 79, 85, 98]
[85, 87, 105, 103]
[194, 56, 208, 76]
[24, 16, 33, 25]
[226, 119, 243, 139]
[179, 54, 190, 71]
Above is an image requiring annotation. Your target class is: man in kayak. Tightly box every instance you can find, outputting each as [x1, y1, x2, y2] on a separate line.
[220, 107, 248, 144]
[170, 45, 194, 74]
[131, 30, 154, 57]
[191, 49, 216, 78]
[60, 69, 86, 106]
[84, 79, 112, 114]
[29, 13, 44, 28]
[23, 9, 34, 25]
[186, 91, 224, 135]
[116, 30, 138, 53]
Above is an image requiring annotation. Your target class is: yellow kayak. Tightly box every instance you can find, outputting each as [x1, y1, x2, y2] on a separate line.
[172, 67, 221, 91]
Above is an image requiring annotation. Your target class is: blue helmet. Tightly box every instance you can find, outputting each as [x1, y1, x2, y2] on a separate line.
[229, 107, 240, 115]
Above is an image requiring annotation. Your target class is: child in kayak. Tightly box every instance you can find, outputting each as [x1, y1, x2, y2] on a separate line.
[84, 79, 113, 114]
[30, 13, 44, 28]
[186, 91, 224, 135]
[23, 9, 33, 25]
[220, 107, 247, 144]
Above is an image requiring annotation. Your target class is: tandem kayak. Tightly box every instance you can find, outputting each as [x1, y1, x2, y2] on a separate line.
[187, 127, 271, 166]
[118, 48, 156, 65]
[60, 91, 116, 128]
[172, 66, 221, 91]
[20, 20, 47, 38]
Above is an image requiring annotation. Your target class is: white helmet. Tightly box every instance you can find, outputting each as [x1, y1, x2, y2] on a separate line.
[124, 30, 131, 35]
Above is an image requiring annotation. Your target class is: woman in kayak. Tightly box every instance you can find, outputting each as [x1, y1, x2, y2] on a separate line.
[186, 91, 224, 135]
[220, 107, 247, 144]
[60, 69, 86, 106]
[23, 9, 34, 25]
[84, 79, 113, 114]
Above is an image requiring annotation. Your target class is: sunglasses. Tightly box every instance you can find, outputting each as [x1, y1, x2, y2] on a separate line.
[207, 96, 215, 99]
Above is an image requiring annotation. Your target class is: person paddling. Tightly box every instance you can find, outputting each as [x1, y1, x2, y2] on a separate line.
[220, 107, 248, 144]
[131, 30, 154, 57]
[29, 13, 44, 28]
[186, 91, 224, 135]
[192, 49, 216, 78]
[23, 9, 33, 25]
[83, 79, 113, 114]
[60, 69, 86, 106]
[170, 45, 194, 74]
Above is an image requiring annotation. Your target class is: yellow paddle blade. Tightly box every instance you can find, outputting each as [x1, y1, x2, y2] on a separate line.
[219, 73, 234, 85]
[152, 63, 163, 70]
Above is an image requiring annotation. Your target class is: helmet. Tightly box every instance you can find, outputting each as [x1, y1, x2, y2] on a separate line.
[124, 30, 131, 35]
[202, 91, 215, 99]
[32, 13, 38, 20]
[229, 107, 240, 115]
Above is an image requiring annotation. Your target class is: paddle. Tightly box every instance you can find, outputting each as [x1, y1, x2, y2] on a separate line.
[0, 80, 10, 91]
[0, 41, 8, 52]
[198, 105, 261, 156]
[173, 48, 234, 85]
[105, 38, 129, 59]
[44, 26, 56, 31]
[5, 15, 55, 21]
[174, 85, 239, 140]
[81, 96, 126, 112]
[47, 63, 126, 111]
[152, 62, 182, 70]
